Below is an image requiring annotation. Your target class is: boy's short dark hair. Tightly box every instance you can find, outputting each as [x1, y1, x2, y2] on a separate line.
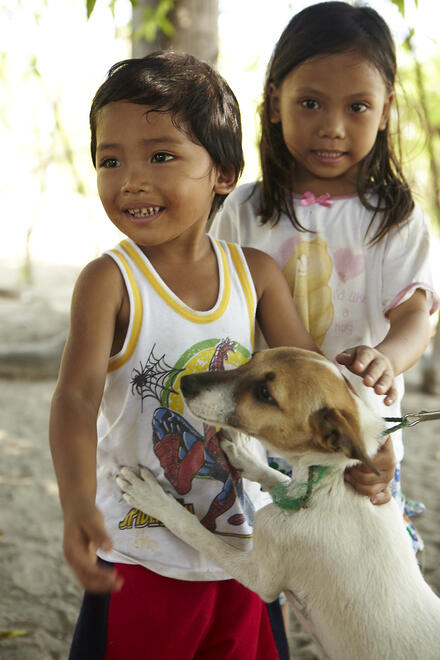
[90, 51, 244, 217]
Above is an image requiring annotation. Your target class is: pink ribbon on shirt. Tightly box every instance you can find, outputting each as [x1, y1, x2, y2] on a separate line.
[300, 191, 332, 207]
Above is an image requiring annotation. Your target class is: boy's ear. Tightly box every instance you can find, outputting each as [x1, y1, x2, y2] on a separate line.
[268, 83, 281, 124]
[213, 166, 237, 195]
[379, 92, 394, 131]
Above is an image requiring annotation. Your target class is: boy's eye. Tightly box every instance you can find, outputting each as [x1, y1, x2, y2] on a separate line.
[100, 158, 119, 169]
[152, 152, 175, 163]
[350, 102, 367, 113]
[301, 99, 320, 110]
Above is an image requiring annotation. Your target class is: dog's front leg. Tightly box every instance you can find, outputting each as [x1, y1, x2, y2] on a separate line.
[221, 431, 290, 491]
[117, 467, 281, 602]
[117, 467, 180, 521]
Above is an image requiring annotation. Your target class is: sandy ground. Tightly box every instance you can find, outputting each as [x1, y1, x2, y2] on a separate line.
[0, 267, 439, 659]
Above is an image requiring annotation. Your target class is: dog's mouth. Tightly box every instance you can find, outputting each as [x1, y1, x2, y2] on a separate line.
[181, 391, 230, 426]
[181, 374, 237, 427]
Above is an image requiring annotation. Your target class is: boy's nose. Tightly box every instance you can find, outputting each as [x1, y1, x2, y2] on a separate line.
[121, 167, 150, 193]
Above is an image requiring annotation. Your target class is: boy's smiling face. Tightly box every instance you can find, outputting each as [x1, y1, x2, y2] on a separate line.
[95, 101, 232, 254]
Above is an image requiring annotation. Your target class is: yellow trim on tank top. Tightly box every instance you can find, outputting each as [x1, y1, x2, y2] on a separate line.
[107, 250, 143, 372]
[119, 239, 231, 324]
[227, 243, 255, 349]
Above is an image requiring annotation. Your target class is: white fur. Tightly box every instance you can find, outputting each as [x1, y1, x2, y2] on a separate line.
[117, 348, 440, 660]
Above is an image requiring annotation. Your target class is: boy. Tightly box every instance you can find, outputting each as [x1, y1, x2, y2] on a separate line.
[50, 52, 393, 659]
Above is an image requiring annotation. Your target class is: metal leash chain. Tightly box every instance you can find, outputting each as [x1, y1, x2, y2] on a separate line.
[382, 410, 440, 435]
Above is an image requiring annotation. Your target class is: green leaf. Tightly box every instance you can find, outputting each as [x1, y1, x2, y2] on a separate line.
[390, 0, 405, 16]
[389, 0, 418, 16]
[133, 1, 175, 43]
[158, 16, 174, 37]
[86, 0, 97, 19]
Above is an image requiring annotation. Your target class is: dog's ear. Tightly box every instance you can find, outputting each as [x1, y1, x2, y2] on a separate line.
[309, 407, 380, 475]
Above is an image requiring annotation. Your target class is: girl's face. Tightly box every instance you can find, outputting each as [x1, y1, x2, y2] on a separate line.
[269, 51, 393, 196]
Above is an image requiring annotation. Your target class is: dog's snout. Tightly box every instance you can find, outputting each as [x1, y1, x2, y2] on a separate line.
[180, 374, 201, 399]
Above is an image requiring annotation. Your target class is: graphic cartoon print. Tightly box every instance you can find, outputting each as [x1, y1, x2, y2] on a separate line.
[130, 339, 254, 533]
[282, 237, 334, 346]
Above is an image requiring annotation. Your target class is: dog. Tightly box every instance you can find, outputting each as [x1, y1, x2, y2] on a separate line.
[117, 347, 440, 660]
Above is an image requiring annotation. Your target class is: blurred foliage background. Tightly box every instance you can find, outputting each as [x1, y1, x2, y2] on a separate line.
[0, 0, 438, 283]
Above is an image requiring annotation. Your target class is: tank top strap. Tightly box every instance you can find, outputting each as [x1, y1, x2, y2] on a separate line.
[105, 244, 143, 372]
[223, 241, 256, 350]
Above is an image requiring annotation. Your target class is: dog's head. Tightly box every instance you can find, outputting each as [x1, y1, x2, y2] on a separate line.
[181, 347, 385, 473]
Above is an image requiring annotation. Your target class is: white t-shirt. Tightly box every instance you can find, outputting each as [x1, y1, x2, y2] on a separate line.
[96, 237, 270, 580]
[211, 183, 439, 461]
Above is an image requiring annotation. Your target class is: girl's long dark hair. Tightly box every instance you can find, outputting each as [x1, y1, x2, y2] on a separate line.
[259, 1, 414, 243]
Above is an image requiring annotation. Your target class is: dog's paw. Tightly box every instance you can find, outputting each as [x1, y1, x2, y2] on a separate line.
[117, 466, 172, 519]
[221, 433, 267, 483]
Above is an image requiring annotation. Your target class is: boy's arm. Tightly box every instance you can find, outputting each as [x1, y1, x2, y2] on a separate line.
[50, 256, 125, 593]
[336, 289, 431, 405]
[243, 247, 319, 351]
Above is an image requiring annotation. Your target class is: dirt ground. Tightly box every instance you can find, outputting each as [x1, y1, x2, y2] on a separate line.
[0, 271, 439, 659]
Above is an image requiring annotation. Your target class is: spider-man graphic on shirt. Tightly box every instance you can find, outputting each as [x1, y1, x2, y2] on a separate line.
[129, 339, 254, 532]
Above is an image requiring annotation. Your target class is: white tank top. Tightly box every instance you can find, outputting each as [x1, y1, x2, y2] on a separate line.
[96, 237, 270, 580]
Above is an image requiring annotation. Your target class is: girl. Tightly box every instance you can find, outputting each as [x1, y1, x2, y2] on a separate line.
[211, 1, 439, 549]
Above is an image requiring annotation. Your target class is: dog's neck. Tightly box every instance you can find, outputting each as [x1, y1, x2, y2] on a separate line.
[271, 465, 332, 511]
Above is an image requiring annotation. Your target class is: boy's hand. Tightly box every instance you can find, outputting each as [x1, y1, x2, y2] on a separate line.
[344, 435, 395, 505]
[336, 345, 397, 405]
[63, 502, 123, 593]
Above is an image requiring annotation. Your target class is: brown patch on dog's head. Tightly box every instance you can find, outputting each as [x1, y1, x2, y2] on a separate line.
[183, 347, 381, 471]
[230, 348, 362, 446]
[308, 407, 380, 474]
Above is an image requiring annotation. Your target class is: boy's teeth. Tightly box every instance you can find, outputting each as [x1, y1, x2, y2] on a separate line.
[127, 207, 160, 217]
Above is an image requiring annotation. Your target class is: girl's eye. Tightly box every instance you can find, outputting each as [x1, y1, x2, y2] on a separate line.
[350, 102, 367, 113]
[100, 158, 119, 169]
[152, 152, 174, 163]
[301, 99, 320, 110]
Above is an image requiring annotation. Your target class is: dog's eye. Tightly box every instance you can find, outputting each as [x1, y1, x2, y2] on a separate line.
[256, 383, 276, 405]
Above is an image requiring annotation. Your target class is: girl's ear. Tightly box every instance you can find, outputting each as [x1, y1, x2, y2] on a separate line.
[268, 83, 281, 123]
[379, 92, 394, 131]
[213, 166, 237, 195]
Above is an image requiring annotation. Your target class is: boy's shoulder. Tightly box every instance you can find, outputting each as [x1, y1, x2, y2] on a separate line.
[78, 253, 122, 283]
[241, 245, 284, 292]
[73, 254, 125, 307]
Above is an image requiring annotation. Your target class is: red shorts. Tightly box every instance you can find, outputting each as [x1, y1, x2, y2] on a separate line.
[69, 562, 280, 660]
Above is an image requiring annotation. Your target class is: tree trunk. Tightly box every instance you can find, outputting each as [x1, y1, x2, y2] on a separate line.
[132, 0, 219, 65]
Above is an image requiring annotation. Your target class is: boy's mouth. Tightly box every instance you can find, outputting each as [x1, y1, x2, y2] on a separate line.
[126, 206, 161, 218]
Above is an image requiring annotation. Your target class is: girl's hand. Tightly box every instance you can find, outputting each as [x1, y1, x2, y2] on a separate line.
[344, 435, 395, 505]
[63, 501, 123, 593]
[336, 345, 397, 405]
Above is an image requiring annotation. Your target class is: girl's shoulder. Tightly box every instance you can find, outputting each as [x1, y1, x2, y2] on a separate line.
[211, 182, 263, 243]
[222, 181, 261, 212]
[383, 202, 430, 240]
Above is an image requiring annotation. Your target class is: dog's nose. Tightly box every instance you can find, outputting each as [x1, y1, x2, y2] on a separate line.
[180, 374, 201, 398]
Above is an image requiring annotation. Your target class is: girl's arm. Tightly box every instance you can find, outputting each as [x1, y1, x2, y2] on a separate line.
[49, 256, 126, 593]
[336, 289, 431, 405]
